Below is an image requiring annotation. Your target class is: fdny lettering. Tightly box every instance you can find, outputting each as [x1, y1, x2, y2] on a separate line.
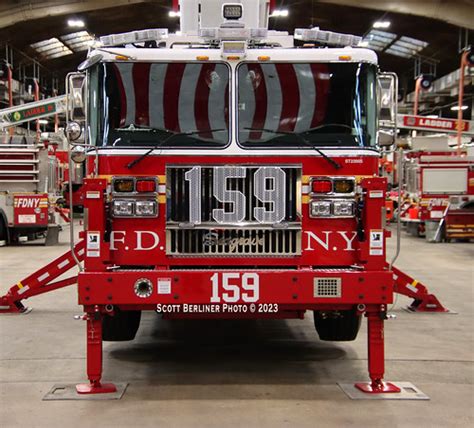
[16, 198, 41, 208]
[110, 231, 160, 251]
[110, 230, 357, 252]
[304, 231, 357, 251]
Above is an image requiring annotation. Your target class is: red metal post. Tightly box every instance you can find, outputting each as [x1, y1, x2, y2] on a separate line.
[413, 77, 422, 116]
[355, 307, 401, 393]
[456, 51, 469, 156]
[269, 0, 276, 14]
[34, 79, 40, 142]
[76, 308, 117, 394]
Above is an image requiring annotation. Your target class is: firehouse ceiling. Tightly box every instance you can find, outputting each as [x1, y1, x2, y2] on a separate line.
[0, 0, 472, 97]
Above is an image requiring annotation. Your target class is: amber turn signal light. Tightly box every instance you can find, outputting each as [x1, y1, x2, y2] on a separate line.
[113, 178, 134, 193]
[333, 179, 355, 194]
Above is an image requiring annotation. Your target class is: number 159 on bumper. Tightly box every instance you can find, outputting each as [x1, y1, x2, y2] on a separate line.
[210, 273, 259, 303]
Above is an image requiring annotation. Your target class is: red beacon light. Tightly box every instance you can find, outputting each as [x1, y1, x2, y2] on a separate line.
[136, 179, 156, 193]
[312, 179, 332, 194]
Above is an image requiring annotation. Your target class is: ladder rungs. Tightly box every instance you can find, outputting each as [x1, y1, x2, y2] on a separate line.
[0, 179, 39, 183]
[0, 160, 39, 164]
[0, 170, 39, 174]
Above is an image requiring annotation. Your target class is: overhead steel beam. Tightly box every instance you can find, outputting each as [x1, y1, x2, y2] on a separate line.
[318, 0, 474, 30]
[0, 0, 148, 29]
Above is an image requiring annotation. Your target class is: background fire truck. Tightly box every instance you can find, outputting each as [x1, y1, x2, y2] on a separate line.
[0, 0, 450, 397]
[399, 136, 474, 242]
[0, 133, 62, 245]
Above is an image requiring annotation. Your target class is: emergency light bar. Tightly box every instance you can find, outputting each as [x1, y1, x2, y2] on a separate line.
[199, 27, 267, 41]
[99, 28, 168, 47]
[294, 28, 362, 47]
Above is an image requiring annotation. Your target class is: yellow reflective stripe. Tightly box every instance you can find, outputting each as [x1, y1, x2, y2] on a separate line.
[158, 195, 166, 204]
[17, 282, 24, 289]
[302, 195, 310, 204]
[96, 174, 166, 183]
[411, 280, 419, 288]
[302, 175, 372, 185]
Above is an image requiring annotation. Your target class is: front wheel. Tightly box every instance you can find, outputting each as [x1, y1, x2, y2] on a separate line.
[102, 309, 141, 341]
[313, 309, 361, 341]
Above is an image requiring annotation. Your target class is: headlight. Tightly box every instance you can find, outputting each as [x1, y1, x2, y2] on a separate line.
[112, 200, 134, 217]
[333, 200, 355, 216]
[135, 200, 158, 216]
[310, 200, 332, 217]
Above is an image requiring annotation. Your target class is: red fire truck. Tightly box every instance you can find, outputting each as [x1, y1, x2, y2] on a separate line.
[0, 135, 60, 245]
[400, 136, 474, 241]
[0, 0, 448, 396]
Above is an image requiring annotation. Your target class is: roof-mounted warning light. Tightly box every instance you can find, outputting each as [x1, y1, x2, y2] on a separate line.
[294, 28, 362, 48]
[99, 29, 168, 47]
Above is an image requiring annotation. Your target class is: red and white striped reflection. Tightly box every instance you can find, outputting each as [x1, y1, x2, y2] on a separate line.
[108, 62, 230, 142]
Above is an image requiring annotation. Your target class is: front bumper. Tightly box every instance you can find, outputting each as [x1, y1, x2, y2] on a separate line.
[78, 268, 394, 309]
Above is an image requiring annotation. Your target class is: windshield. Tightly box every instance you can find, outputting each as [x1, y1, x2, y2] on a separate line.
[95, 62, 230, 147]
[237, 62, 377, 148]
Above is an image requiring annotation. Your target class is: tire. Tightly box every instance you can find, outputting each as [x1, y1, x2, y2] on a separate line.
[102, 309, 141, 341]
[0, 217, 6, 243]
[313, 309, 361, 341]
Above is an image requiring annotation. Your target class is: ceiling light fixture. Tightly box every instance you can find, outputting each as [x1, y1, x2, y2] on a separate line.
[270, 9, 289, 17]
[373, 21, 391, 29]
[450, 105, 468, 111]
[67, 18, 85, 28]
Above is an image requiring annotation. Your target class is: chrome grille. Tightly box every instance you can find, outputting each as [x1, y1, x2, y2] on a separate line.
[166, 165, 301, 256]
[167, 228, 301, 256]
[167, 165, 301, 225]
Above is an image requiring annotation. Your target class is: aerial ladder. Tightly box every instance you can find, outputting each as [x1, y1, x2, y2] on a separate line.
[0, 94, 67, 130]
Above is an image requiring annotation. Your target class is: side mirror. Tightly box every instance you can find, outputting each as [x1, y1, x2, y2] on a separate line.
[378, 130, 395, 147]
[66, 72, 86, 122]
[71, 145, 87, 164]
[377, 72, 398, 146]
[65, 121, 82, 142]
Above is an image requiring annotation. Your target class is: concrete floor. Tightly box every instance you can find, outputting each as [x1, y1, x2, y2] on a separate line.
[0, 225, 473, 428]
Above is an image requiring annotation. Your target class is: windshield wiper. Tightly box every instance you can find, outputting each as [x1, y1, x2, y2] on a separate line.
[126, 128, 225, 169]
[304, 123, 353, 134]
[244, 127, 341, 170]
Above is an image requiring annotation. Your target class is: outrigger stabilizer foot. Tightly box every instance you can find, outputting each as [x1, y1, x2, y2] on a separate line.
[75, 308, 117, 394]
[354, 308, 401, 394]
[391, 265, 449, 313]
[0, 240, 85, 314]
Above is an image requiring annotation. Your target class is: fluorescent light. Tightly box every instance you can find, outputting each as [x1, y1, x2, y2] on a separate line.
[450, 105, 468, 111]
[60, 31, 95, 52]
[30, 37, 73, 59]
[426, 115, 439, 118]
[168, 11, 181, 18]
[270, 9, 289, 17]
[38, 119, 48, 125]
[67, 19, 85, 28]
[358, 41, 369, 47]
[373, 21, 391, 29]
